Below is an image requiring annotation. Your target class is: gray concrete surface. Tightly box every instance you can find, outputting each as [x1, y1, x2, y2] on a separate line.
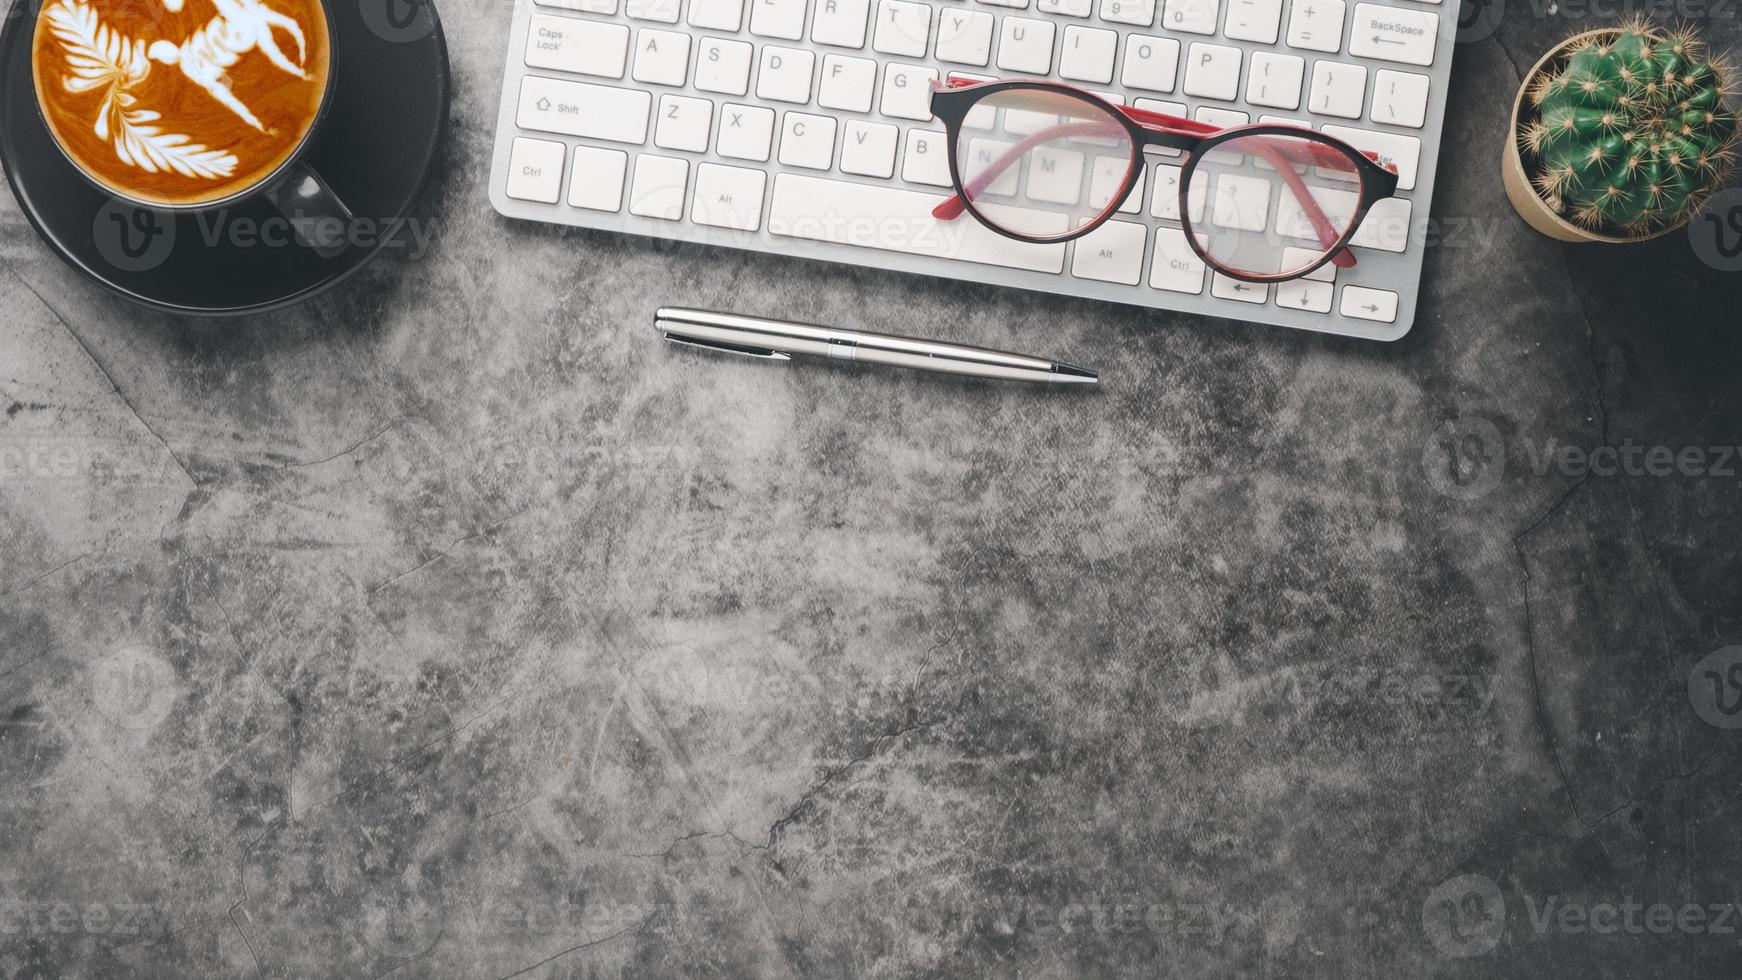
[4, 1, 1742, 977]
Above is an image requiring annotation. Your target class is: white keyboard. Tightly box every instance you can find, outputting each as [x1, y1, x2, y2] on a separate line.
[488, 0, 1458, 340]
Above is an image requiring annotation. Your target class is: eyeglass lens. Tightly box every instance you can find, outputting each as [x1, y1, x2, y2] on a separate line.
[951, 88, 1136, 241]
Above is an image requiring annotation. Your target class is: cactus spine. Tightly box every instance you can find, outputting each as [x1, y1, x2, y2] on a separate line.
[1520, 20, 1737, 234]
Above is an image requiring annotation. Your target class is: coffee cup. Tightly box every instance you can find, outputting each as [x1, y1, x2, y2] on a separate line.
[28, 0, 354, 256]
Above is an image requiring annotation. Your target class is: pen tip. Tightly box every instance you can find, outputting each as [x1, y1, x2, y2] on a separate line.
[1051, 363, 1099, 384]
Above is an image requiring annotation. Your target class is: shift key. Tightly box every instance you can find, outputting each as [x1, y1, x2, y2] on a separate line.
[517, 76, 650, 143]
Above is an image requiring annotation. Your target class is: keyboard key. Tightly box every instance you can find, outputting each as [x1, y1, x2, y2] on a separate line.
[1275, 279, 1332, 311]
[1347, 3, 1437, 66]
[1212, 272, 1266, 302]
[1181, 42, 1240, 100]
[902, 129, 952, 185]
[1039, 0, 1093, 14]
[1285, 0, 1341, 53]
[1370, 69, 1429, 128]
[1026, 145, 1086, 203]
[878, 62, 938, 120]
[778, 111, 838, 169]
[996, 17, 1055, 73]
[841, 119, 900, 176]
[1308, 60, 1366, 119]
[655, 94, 714, 151]
[1320, 123, 1420, 188]
[1120, 34, 1178, 92]
[1349, 196, 1410, 251]
[1148, 226, 1204, 293]
[691, 162, 768, 229]
[767, 174, 1067, 273]
[629, 154, 689, 219]
[568, 145, 627, 210]
[1341, 284, 1397, 321]
[975, 0, 1027, 7]
[962, 136, 1018, 194]
[689, 0, 745, 29]
[1059, 26, 1118, 83]
[694, 37, 754, 95]
[632, 29, 691, 85]
[1161, 0, 1218, 34]
[716, 102, 776, 159]
[1070, 220, 1145, 285]
[1207, 170, 1267, 231]
[505, 137, 566, 202]
[1281, 245, 1336, 280]
[1097, 0, 1153, 23]
[750, 0, 808, 38]
[1222, 0, 1281, 43]
[525, 15, 630, 79]
[535, 0, 617, 13]
[812, 0, 871, 45]
[1194, 105, 1246, 128]
[819, 54, 879, 110]
[1274, 182, 1355, 240]
[1134, 97, 1186, 155]
[873, 0, 932, 55]
[626, 0, 680, 22]
[1246, 51, 1302, 109]
[1148, 161, 1182, 218]
[518, 76, 651, 143]
[936, 8, 994, 65]
[1087, 153, 1142, 212]
[756, 45, 816, 102]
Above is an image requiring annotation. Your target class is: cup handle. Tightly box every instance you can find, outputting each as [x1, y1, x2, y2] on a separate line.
[263, 162, 355, 259]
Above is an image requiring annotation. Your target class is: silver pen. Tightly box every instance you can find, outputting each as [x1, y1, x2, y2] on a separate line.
[655, 308, 1097, 385]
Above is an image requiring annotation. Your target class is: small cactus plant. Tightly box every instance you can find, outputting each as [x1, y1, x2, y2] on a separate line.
[1519, 20, 1737, 236]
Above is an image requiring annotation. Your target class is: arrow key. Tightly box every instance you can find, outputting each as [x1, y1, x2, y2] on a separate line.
[1213, 271, 1268, 304]
[1275, 279, 1333, 312]
[1340, 284, 1398, 322]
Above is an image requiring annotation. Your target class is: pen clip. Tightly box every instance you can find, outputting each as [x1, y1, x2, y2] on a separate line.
[661, 332, 792, 361]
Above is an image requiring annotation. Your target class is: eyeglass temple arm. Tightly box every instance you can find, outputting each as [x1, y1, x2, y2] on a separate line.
[930, 109, 1356, 268]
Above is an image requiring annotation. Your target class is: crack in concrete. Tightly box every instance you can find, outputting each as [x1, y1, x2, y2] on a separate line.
[763, 714, 939, 871]
[1511, 474, 1593, 830]
[2, 262, 199, 493]
[362, 504, 535, 599]
[1444, 748, 1721, 879]
[0, 549, 94, 599]
[267, 416, 415, 470]
[487, 914, 655, 980]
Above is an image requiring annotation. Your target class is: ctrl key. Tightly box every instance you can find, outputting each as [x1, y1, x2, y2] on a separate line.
[506, 137, 567, 203]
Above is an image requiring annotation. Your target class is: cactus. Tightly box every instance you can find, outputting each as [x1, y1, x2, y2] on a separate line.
[1519, 20, 1737, 235]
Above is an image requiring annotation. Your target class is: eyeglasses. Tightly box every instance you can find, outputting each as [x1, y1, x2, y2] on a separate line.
[927, 78, 1402, 284]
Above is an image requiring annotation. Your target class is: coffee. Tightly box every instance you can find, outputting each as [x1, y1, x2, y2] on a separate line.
[32, 0, 331, 207]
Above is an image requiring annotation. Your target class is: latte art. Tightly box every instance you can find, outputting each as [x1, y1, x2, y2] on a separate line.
[32, 0, 331, 206]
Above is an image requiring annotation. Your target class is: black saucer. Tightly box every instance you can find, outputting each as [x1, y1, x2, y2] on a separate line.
[0, 0, 449, 315]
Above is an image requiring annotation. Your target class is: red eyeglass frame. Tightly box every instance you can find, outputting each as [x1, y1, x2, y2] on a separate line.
[927, 78, 1402, 284]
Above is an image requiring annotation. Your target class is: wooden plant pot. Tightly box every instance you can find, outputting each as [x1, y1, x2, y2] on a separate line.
[1501, 28, 1680, 244]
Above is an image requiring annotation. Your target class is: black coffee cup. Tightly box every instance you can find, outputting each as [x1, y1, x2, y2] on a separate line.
[0, 0, 448, 313]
